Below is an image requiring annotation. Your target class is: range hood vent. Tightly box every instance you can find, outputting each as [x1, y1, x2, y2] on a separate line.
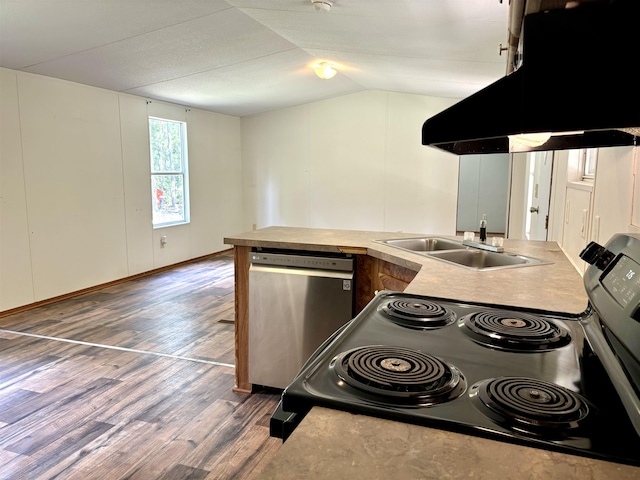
[422, 0, 640, 155]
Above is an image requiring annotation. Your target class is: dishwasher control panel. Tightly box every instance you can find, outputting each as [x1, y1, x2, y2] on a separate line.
[249, 252, 353, 272]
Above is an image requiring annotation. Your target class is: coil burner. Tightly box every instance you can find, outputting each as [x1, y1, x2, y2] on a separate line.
[379, 299, 456, 329]
[470, 377, 591, 434]
[459, 310, 571, 351]
[331, 345, 466, 406]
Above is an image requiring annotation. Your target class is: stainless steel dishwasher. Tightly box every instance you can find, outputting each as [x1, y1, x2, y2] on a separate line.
[248, 250, 355, 389]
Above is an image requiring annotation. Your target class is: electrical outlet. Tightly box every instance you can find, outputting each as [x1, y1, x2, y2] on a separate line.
[252, 223, 257, 231]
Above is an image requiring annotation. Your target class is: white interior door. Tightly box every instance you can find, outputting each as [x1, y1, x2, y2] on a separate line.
[525, 151, 553, 241]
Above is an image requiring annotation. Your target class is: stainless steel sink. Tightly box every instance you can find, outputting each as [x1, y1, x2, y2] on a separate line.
[425, 249, 551, 271]
[375, 237, 466, 252]
[376, 236, 550, 271]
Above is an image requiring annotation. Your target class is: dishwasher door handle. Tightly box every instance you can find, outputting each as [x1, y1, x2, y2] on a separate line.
[249, 263, 353, 280]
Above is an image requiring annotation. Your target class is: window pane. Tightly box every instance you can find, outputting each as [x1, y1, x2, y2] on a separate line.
[152, 174, 185, 225]
[149, 115, 189, 228]
[584, 149, 597, 177]
[149, 118, 183, 173]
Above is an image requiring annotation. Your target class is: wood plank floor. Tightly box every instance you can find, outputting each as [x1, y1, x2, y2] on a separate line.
[0, 252, 283, 480]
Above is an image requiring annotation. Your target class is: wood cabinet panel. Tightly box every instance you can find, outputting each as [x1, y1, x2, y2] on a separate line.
[233, 245, 251, 393]
[355, 255, 378, 314]
[354, 256, 418, 313]
[376, 260, 417, 292]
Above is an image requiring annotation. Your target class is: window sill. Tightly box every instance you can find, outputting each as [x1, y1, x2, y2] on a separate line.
[153, 221, 190, 230]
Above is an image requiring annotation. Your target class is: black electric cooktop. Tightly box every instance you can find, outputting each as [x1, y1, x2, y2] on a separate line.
[272, 234, 640, 468]
[273, 291, 640, 466]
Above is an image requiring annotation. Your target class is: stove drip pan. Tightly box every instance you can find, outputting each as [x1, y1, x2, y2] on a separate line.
[379, 299, 456, 329]
[470, 377, 591, 434]
[331, 345, 466, 406]
[459, 310, 571, 351]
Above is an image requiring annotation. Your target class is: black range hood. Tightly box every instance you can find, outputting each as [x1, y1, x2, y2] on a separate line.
[422, 0, 640, 155]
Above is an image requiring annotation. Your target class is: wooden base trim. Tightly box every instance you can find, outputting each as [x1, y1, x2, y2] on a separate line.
[0, 249, 233, 319]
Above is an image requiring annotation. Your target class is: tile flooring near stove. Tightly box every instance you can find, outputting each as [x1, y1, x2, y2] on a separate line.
[279, 291, 640, 466]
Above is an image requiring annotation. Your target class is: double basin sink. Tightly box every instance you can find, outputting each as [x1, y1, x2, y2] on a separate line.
[375, 237, 550, 271]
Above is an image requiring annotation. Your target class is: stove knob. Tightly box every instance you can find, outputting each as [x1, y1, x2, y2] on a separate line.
[579, 241, 615, 270]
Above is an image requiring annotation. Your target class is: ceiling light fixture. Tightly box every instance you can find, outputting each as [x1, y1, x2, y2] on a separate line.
[311, 1, 333, 12]
[313, 62, 338, 80]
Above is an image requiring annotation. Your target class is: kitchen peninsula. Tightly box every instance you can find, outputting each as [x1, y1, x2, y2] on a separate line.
[224, 226, 588, 392]
[224, 227, 639, 479]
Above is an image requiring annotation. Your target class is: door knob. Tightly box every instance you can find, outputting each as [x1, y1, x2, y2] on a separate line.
[530, 206, 539, 213]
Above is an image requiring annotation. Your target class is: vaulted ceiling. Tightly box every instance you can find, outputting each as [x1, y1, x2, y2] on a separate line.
[0, 1, 512, 117]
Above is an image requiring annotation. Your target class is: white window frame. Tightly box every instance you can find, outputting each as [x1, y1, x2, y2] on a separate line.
[580, 148, 598, 182]
[149, 116, 190, 228]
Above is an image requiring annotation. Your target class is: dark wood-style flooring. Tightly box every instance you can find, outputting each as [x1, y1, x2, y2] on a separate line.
[0, 251, 282, 480]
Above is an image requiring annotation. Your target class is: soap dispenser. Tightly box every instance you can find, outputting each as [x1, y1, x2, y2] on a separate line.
[479, 214, 487, 243]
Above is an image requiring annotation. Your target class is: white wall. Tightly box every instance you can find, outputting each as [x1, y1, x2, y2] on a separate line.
[0, 68, 243, 312]
[6, 66, 634, 311]
[591, 147, 635, 244]
[18, 73, 130, 301]
[507, 145, 636, 272]
[556, 146, 636, 272]
[0, 69, 34, 309]
[241, 91, 459, 234]
[2, 70, 458, 313]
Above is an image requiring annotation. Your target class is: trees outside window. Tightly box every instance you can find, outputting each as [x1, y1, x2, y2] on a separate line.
[149, 117, 189, 227]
